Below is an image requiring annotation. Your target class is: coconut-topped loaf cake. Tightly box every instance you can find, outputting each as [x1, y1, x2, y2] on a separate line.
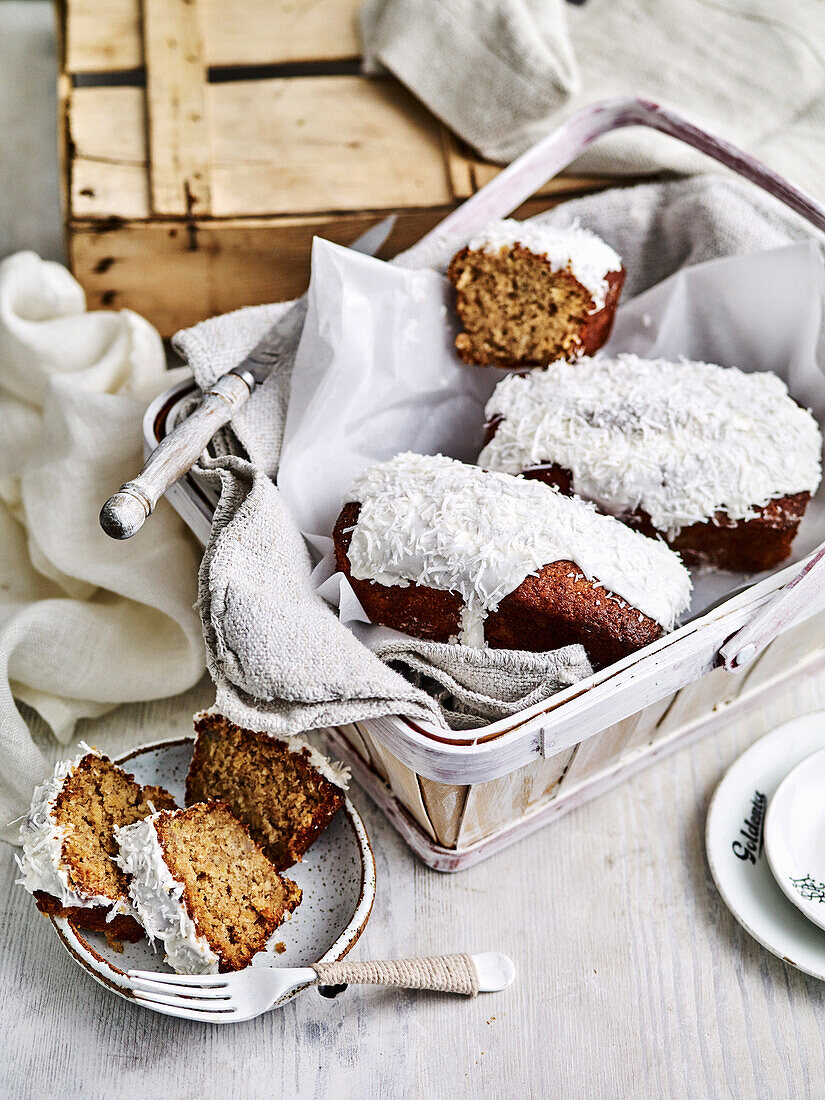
[186, 713, 347, 871]
[115, 802, 302, 974]
[447, 218, 625, 369]
[479, 355, 823, 572]
[332, 453, 691, 667]
[16, 746, 177, 941]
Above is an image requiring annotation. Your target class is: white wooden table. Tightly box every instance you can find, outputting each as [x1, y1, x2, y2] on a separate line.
[4, 6, 825, 1097]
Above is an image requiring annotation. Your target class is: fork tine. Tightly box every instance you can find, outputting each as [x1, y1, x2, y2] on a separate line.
[133, 993, 237, 1022]
[128, 969, 229, 987]
[135, 989, 236, 1012]
[129, 977, 232, 999]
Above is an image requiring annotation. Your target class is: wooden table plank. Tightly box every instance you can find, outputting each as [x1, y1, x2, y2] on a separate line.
[4, 677, 825, 1099]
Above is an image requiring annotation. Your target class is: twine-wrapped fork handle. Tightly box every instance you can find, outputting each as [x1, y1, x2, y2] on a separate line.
[313, 953, 480, 996]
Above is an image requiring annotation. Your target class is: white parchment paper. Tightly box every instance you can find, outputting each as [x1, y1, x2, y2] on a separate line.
[277, 236, 825, 627]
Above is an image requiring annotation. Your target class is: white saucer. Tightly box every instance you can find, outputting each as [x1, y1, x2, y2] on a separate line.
[764, 746, 825, 933]
[706, 711, 825, 979]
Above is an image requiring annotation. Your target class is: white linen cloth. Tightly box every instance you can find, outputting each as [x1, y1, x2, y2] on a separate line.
[360, 0, 825, 201]
[175, 177, 824, 745]
[0, 253, 205, 842]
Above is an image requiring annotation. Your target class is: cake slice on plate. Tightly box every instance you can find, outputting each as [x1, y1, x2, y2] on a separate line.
[186, 713, 347, 871]
[116, 802, 302, 974]
[17, 746, 177, 941]
[447, 218, 625, 369]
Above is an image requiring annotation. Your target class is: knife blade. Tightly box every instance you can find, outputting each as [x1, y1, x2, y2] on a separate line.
[99, 216, 396, 539]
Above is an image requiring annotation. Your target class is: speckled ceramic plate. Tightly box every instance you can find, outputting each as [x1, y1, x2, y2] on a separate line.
[46, 737, 376, 1008]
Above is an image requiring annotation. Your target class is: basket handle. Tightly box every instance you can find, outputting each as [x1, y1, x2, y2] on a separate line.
[719, 547, 825, 672]
[401, 96, 825, 265]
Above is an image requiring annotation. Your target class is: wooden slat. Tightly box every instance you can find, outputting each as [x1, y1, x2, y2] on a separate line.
[652, 664, 744, 742]
[367, 738, 438, 842]
[417, 777, 469, 849]
[351, 724, 390, 783]
[68, 208, 451, 334]
[142, 0, 212, 217]
[63, 0, 361, 74]
[468, 161, 628, 202]
[207, 77, 452, 216]
[67, 196, 595, 335]
[333, 723, 377, 770]
[69, 86, 146, 164]
[440, 128, 478, 200]
[203, 0, 361, 69]
[558, 697, 674, 794]
[68, 78, 453, 219]
[63, 0, 143, 73]
[458, 750, 575, 848]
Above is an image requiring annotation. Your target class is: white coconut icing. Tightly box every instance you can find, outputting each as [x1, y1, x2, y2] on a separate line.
[115, 815, 220, 975]
[479, 355, 823, 536]
[16, 744, 134, 920]
[344, 453, 691, 642]
[465, 217, 622, 310]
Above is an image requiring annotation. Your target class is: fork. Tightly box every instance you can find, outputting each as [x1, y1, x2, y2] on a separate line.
[127, 952, 515, 1022]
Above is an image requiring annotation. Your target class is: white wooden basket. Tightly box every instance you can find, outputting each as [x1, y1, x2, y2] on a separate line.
[146, 98, 825, 871]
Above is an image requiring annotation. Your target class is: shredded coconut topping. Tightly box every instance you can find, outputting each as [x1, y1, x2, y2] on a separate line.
[16, 744, 134, 920]
[115, 815, 220, 975]
[344, 453, 691, 642]
[465, 217, 622, 310]
[479, 355, 823, 536]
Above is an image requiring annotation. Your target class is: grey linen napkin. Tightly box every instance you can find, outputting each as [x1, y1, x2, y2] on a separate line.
[360, 0, 825, 205]
[173, 176, 822, 736]
[373, 641, 592, 730]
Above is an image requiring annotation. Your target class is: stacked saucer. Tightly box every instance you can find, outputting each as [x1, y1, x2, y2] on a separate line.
[706, 711, 825, 978]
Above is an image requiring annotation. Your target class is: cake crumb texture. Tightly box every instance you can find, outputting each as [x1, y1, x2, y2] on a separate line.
[155, 803, 301, 972]
[186, 715, 344, 871]
[447, 244, 623, 368]
[42, 754, 176, 933]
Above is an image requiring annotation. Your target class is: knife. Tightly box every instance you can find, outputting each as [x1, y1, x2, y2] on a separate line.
[99, 216, 396, 540]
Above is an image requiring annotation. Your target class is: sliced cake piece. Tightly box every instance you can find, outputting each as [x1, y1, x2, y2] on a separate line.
[17, 746, 177, 941]
[447, 217, 624, 368]
[479, 356, 823, 571]
[185, 714, 347, 871]
[115, 802, 302, 974]
[333, 453, 692, 667]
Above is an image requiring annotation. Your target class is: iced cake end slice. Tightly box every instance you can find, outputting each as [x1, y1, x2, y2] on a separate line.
[116, 802, 302, 973]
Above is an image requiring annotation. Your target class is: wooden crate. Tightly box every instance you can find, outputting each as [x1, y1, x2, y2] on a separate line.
[56, 0, 612, 336]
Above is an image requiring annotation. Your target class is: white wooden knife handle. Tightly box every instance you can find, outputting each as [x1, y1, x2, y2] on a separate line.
[100, 373, 252, 539]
